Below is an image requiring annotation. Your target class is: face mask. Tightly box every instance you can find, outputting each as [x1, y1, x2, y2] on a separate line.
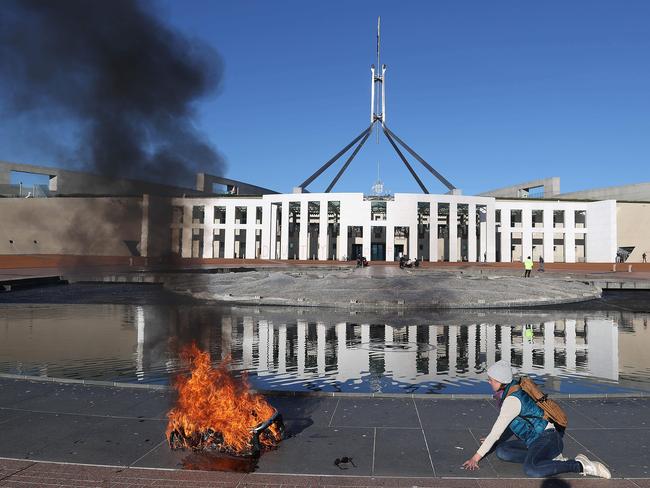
[493, 388, 505, 405]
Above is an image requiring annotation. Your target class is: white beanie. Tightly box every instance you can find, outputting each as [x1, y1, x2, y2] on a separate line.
[487, 360, 513, 384]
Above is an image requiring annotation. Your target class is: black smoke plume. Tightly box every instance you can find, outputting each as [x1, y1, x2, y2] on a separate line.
[0, 0, 225, 187]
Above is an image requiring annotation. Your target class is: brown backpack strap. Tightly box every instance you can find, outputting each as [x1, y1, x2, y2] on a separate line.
[505, 384, 521, 397]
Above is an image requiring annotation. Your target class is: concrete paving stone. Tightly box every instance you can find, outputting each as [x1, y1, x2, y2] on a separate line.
[560, 398, 650, 428]
[372, 427, 434, 477]
[7, 382, 167, 418]
[415, 399, 498, 430]
[0, 409, 28, 426]
[128, 392, 172, 420]
[423, 428, 497, 478]
[330, 398, 420, 429]
[41, 417, 166, 466]
[470, 429, 590, 479]
[2, 412, 167, 466]
[558, 400, 602, 429]
[266, 396, 340, 429]
[569, 427, 650, 478]
[131, 440, 263, 474]
[0, 412, 100, 459]
[0, 379, 62, 408]
[256, 426, 374, 475]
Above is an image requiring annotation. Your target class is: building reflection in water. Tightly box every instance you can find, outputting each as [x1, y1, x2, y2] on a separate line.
[0, 303, 642, 392]
[162, 308, 623, 392]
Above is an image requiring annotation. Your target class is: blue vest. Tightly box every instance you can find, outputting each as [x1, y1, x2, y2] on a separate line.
[502, 381, 549, 446]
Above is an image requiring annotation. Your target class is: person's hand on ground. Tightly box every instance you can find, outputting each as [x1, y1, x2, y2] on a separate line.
[462, 453, 482, 470]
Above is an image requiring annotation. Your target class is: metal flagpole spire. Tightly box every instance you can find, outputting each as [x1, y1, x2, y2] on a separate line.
[297, 18, 457, 193]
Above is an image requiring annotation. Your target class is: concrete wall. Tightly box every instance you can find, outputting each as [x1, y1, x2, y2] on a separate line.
[479, 177, 560, 198]
[558, 182, 650, 202]
[0, 197, 144, 256]
[0, 160, 206, 197]
[617, 202, 650, 262]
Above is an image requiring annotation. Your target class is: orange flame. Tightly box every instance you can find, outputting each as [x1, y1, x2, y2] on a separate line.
[166, 343, 281, 454]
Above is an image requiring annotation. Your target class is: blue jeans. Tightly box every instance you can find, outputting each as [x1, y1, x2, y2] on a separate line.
[495, 429, 582, 478]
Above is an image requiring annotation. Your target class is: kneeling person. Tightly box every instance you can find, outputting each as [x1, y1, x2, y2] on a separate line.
[462, 360, 611, 479]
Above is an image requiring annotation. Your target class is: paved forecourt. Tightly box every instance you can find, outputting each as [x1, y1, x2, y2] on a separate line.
[0, 378, 649, 487]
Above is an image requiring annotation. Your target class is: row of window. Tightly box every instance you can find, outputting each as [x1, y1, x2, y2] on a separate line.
[174, 204, 588, 229]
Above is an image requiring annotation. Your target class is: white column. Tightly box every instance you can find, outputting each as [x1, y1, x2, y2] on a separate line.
[544, 321, 555, 375]
[136, 306, 144, 381]
[449, 202, 458, 262]
[224, 205, 235, 259]
[299, 200, 308, 260]
[260, 202, 271, 260]
[522, 207, 533, 260]
[258, 320, 269, 374]
[479, 208, 487, 262]
[409, 224, 418, 261]
[280, 201, 289, 260]
[501, 224, 512, 263]
[221, 315, 232, 360]
[297, 320, 306, 375]
[386, 225, 395, 261]
[181, 204, 192, 257]
[565, 209, 576, 263]
[362, 224, 371, 259]
[242, 316, 254, 369]
[266, 203, 277, 259]
[486, 324, 496, 366]
[448, 325, 458, 376]
[361, 324, 370, 374]
[245, 205, 255, 259]
[542, 208, 554, 263]
[317, 322, 326, 375]
[468, 203, 477, 262]
[522, 325, 534, 374]
[318, 200, 328, 260]
[487, 202, 496, 262]
[565, 319, 576, 371]
[429, 325, 437, 375]
[468, 324, 476, 374]
[202, 205, 214, 258]
[278, 324, 287, 374]
[429, 201, 438, 262]
[501, 325, 512, 366]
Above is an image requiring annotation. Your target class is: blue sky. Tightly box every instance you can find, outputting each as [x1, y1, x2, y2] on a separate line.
[6, 1, 650, 195]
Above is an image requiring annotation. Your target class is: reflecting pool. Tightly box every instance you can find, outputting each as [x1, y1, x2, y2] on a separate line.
[1, 303, 649, 394]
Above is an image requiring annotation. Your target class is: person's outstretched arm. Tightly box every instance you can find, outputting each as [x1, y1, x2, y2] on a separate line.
[462, 396, 521, 470]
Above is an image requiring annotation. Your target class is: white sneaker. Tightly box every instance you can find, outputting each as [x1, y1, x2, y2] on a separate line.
[553, 453, 568, 461]
[575, 453, 611, 479]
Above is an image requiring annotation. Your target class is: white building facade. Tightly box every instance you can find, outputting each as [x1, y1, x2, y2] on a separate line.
[170, 193, 617, 263]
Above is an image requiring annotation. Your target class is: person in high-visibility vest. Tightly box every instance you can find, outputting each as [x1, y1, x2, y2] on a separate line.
[524, 256, 533, 277]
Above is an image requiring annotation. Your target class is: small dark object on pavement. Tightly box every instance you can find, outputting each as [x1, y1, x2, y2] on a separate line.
[334, 456, 357, 469]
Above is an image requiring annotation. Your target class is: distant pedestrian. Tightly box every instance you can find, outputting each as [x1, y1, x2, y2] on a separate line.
[524, 256, 533, 278]
[538, 256, 545, 272]
[462, 360, 611, 478]
[484, 252, 487, 263]
[643, 252, 647, 263]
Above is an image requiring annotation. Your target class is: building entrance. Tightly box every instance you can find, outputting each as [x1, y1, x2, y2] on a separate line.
[351, 244, 363, 260]
[371, 243, 385, 261]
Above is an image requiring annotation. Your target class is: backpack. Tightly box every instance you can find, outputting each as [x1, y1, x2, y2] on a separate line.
[506, 376, 568, 429]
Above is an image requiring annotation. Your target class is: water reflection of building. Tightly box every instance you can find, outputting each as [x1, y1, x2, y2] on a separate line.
[238, 318, 619, 383]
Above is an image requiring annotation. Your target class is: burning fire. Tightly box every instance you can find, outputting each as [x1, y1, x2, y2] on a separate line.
[166, 343, 283, 456]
